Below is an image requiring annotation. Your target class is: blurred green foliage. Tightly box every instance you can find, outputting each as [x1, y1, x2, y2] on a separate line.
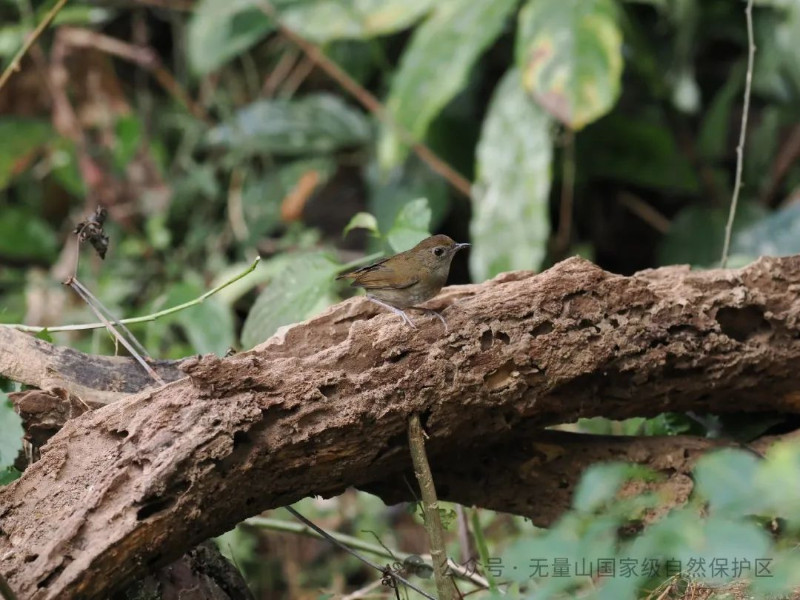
[2, 0, 800, 597]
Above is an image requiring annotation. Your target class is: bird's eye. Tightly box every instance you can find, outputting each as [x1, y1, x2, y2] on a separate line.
[433, 247, 445, 257]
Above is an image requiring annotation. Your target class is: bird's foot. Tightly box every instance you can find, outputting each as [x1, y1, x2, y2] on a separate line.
[367, 297, 417, 329]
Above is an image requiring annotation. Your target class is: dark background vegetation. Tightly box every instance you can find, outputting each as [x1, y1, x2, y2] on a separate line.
[2, 0, 800, 598]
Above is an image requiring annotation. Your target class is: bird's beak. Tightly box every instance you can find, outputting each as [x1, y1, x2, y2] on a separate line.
[455, 243, 470, 251]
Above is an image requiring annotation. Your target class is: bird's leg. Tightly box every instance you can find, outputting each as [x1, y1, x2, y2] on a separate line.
[367, 297, 416, 329]
[414, 308, 448, 332]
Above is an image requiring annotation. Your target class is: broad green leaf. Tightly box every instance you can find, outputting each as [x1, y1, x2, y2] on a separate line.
[0, 207, 58, 261]
[573, 462, 655, 514]
[573, 463, 631, 513]
[187, 0, 273, 75]
[207, 95, 372, 156]
[753, 3, 800, 100]
[470, 69, 552, 282]
[516, 0, 623, 129]
[0, 467, 21, 486]
[241, 252, 339, 348]
[756, 441, 800, 526]
[0, 393, 23, 469]
[378, 0, 517, 169]
[694, 449, 761, 516]
[281, 0, 436, 42]
[697, 63, 744, 161]
[343, 212, 380, 237]
[0, 118, 52, 189]
[367, 160, 450, 234]
[161, 281, 236, 356]
[241, 158, 336, 243]
[386, 197, 431, 252]
[114, 114, 144, 169]
[657, 203, 766, 267]
[733, 201, 800, 258]
[578, 113, 700, 194]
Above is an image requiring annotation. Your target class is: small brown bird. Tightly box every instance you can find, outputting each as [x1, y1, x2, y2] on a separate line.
[336, 234, 469, 330]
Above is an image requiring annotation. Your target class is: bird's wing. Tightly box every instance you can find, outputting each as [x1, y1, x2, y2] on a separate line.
[337, 259, 419, 290]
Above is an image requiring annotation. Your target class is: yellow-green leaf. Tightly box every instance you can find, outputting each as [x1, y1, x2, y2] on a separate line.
[378, 0, 517, 169]
[516, 0, 623, 129]
[281, 0, 436, 42]
[471, 69, 552, 282]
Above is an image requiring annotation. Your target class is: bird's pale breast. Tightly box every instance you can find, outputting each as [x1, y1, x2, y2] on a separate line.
[367, 280, 441, 309]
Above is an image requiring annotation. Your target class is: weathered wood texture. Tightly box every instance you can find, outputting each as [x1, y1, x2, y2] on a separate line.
[2, 255, 800, 599]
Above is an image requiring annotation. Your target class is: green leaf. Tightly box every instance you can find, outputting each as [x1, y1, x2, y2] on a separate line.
[187, 0, 273, 75]
[752, 3, 800, 100]
[0, 207, 58, 262]
[114, 114, 144, 169]
[207, 95, 372, 156]
[755, 440, 800, 526]
[385, 197, 432, 252]
[241, 252, 340, 349]
[657, 203, 767, 267]
[732, 203, 800, 258]
[241, 158, 336, 243]
[0, 466, 21, 486]
[573, 463, 647, 513]
[378, 0, 517, 169]
[281, 0, 436, 42]
[0, 393, 23, 469]
[694, 449, 763, 516]
[367, 160, 450, 234]
[0, 118, 52, 189]
[516, 0, 623, 129]
[470, 69, 552, 282]
[162, 281, 236, 356]
[697, 63, 744, 161]
[343, 212, 380, 237]
[578, 113, 700, 194]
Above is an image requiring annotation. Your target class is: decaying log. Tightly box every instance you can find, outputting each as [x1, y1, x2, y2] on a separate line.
[0, 325, 184, 406]
[2, 255, 800, 599]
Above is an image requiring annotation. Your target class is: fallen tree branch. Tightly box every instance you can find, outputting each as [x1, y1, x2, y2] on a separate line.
[2, 255, 800, 599]
[0, 325, 184, 406]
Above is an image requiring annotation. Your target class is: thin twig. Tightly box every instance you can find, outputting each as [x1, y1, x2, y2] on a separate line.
[70, 278, 149, 358]
[258, 0, 472, 199]
[760, 122, 800, 206]
[278, 54, 315, 99]
[248, 515, 490, 590]
[454, 505, 475, 566]
[408, 414, 457, 600]
[284, 506, 437, 600]
[469, 509, 498, 593]
[3, 257, 261, 333]
[618, 192, 671, 234]
[57, 27, 208, 122]
[555, 130, 576, 255]
[0, 0, 69, 92]
[262, 45, 301, 96]
[720, 0, 756, 268]
[66, 277, 164, 385]
[340, 578, 384, 600]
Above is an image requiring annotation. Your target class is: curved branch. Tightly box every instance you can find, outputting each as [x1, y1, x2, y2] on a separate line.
[2, 256, 800, 599]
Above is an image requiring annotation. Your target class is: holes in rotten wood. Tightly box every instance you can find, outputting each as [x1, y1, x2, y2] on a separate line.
[136, 496, 176, 521]
[37, 564, 65, 588]
[529, 321, 554, 337]
[715, 305, 772, 342]
[385, 349, 410, 364]
[480, 330, 512, 350]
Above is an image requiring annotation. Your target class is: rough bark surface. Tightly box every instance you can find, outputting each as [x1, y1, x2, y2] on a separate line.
[2, 255, 800, 599]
